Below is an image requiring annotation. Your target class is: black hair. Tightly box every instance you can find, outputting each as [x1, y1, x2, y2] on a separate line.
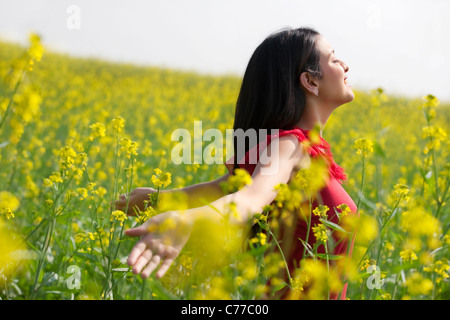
[231, 26, 322, 173]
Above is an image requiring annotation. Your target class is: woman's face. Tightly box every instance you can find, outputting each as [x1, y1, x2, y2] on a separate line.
[315, 35, 355, 105]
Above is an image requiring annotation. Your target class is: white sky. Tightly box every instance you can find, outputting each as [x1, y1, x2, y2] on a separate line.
[0, 0, 449, 101]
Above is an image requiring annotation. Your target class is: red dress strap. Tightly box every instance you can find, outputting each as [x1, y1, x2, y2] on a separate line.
[225, 127, 347, 183]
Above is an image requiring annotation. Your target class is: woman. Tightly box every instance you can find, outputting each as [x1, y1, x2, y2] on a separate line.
[115, 26, 357, 299]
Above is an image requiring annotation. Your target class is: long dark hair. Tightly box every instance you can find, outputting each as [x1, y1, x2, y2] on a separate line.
[231, 26, 322, 173]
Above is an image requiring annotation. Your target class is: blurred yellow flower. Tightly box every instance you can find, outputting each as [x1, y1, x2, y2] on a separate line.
[354, 138, 374, 156]
[0, 191, 20, 212]
[400, 249, 418, 263]
[89, 122, 106, 141]
[112, 116, 125, 133]
[405, 272, 433, 296]
[0, 220, 27, 279]
[220, 168, 252, 194]
[28, 33, 44, 63]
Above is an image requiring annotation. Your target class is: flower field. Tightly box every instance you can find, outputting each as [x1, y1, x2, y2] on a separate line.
[0, 35, 449, 300]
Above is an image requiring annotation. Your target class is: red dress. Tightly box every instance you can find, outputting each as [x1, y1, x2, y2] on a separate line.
[225, 127, 357, 300]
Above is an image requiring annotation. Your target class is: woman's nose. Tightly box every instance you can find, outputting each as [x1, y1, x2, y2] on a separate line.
[341, 60, 349, 73]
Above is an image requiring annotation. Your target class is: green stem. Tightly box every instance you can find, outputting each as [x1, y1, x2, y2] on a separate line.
[356, 155, 366, 212]
[0, 59, 29, 132]
[268, 228, 292, 284]
[301, 198, 313, 259]
[30, 216, 56, 298]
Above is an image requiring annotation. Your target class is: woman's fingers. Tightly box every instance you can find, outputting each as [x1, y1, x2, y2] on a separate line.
[132, 249, 153, 275]
[140, 255, 161, 279]
[155, 258, 174, 279]
[127, 241, 147, 266]
[124, 224, 149, 237]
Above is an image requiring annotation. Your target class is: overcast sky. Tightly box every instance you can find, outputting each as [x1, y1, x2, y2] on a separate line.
[1, 0, 449, 101]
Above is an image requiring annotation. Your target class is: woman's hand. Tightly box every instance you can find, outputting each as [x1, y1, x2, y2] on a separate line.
[115, 187, 157, 216]
[124, 211, 192, 279]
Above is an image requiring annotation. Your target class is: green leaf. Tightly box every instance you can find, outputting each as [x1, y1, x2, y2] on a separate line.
[316, 253, 343, 260]
[319, 218, 348, 234]
[298, 238, 315, 258]
[373, 141, 386, 159]
[271, 281, 288, 295]
[147, 277, 178, 300]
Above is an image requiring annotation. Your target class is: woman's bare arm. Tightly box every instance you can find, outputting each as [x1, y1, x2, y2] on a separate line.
[185, 135, 307, 224]
[115, 172, 230, 214]
[159, 172, 230, 209]
[124, 135, 307, 279]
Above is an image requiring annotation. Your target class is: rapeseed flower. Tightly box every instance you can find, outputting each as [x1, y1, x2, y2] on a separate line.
[112, 116, 125, 133]
[119, 137, 138, 158]
[89, 122, 106, 141]
[420, 94, 439, 121]
[354, 138, 374, 156]
[151, 168, 172, 188]
[0, 191, 20, 212]
[27, 33, 43, 63]
[336, 203, 351, 218]
[220, 168, 252, 194]
[312, 223, 329, 243]
[0, 220, 27, 280]
[404, 272, 433, 296]
[110, 210, 127, 226]
[423, 259, 449, 284]
[313, 205, 329, 219]
[400, 249, 418, 263]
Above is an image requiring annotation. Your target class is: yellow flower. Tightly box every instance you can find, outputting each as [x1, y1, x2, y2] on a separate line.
[313, 205, 329, 219]
[393, 183, 410, 202]
[220, 168, 252, 194]
[226, 201, 242, 222]
[111, 210, 127, 226]
[119, 137, 138, 158]
[112, 116, 125, 133]
[0, 220, 27, 278]
[89, 122, 106, 141]
[76, 187, 88, 200]
[422, 125, 447, 153]
[312, 223, 329, 243]
[0, 208, 15, 220]
[263, 252, 285, 278]
[48, 172, 63, 184]
[151, 168, 172, 188]
[28, 33, 44, 63]
[360, 259, 376, 271]
[0, 191, 20, 212]
[136, 205, 158, 224]
[336, 203, 351, 218]
[59, 146, 77, 170]
[423, 259, 449, 284]
[400, 207, 441, 249]
[349, 212, 378, 245]
[420, 94, 439, 121]
[249, 232, 267, 246]
[400, 249, 418, 263]
[354, 138, 374, 156]
[290, 259, 342, 300]
[293, 157, 329, 197]
[405, 272, 433, 296]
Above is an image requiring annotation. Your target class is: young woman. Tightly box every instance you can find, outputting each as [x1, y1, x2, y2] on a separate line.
[115, 26, 357, 299]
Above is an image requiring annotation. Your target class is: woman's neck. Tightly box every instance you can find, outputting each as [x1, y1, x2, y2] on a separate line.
[294, 100, 335, 137]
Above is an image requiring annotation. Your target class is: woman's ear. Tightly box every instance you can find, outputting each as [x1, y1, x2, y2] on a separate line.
[299, 72, 319, 96]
